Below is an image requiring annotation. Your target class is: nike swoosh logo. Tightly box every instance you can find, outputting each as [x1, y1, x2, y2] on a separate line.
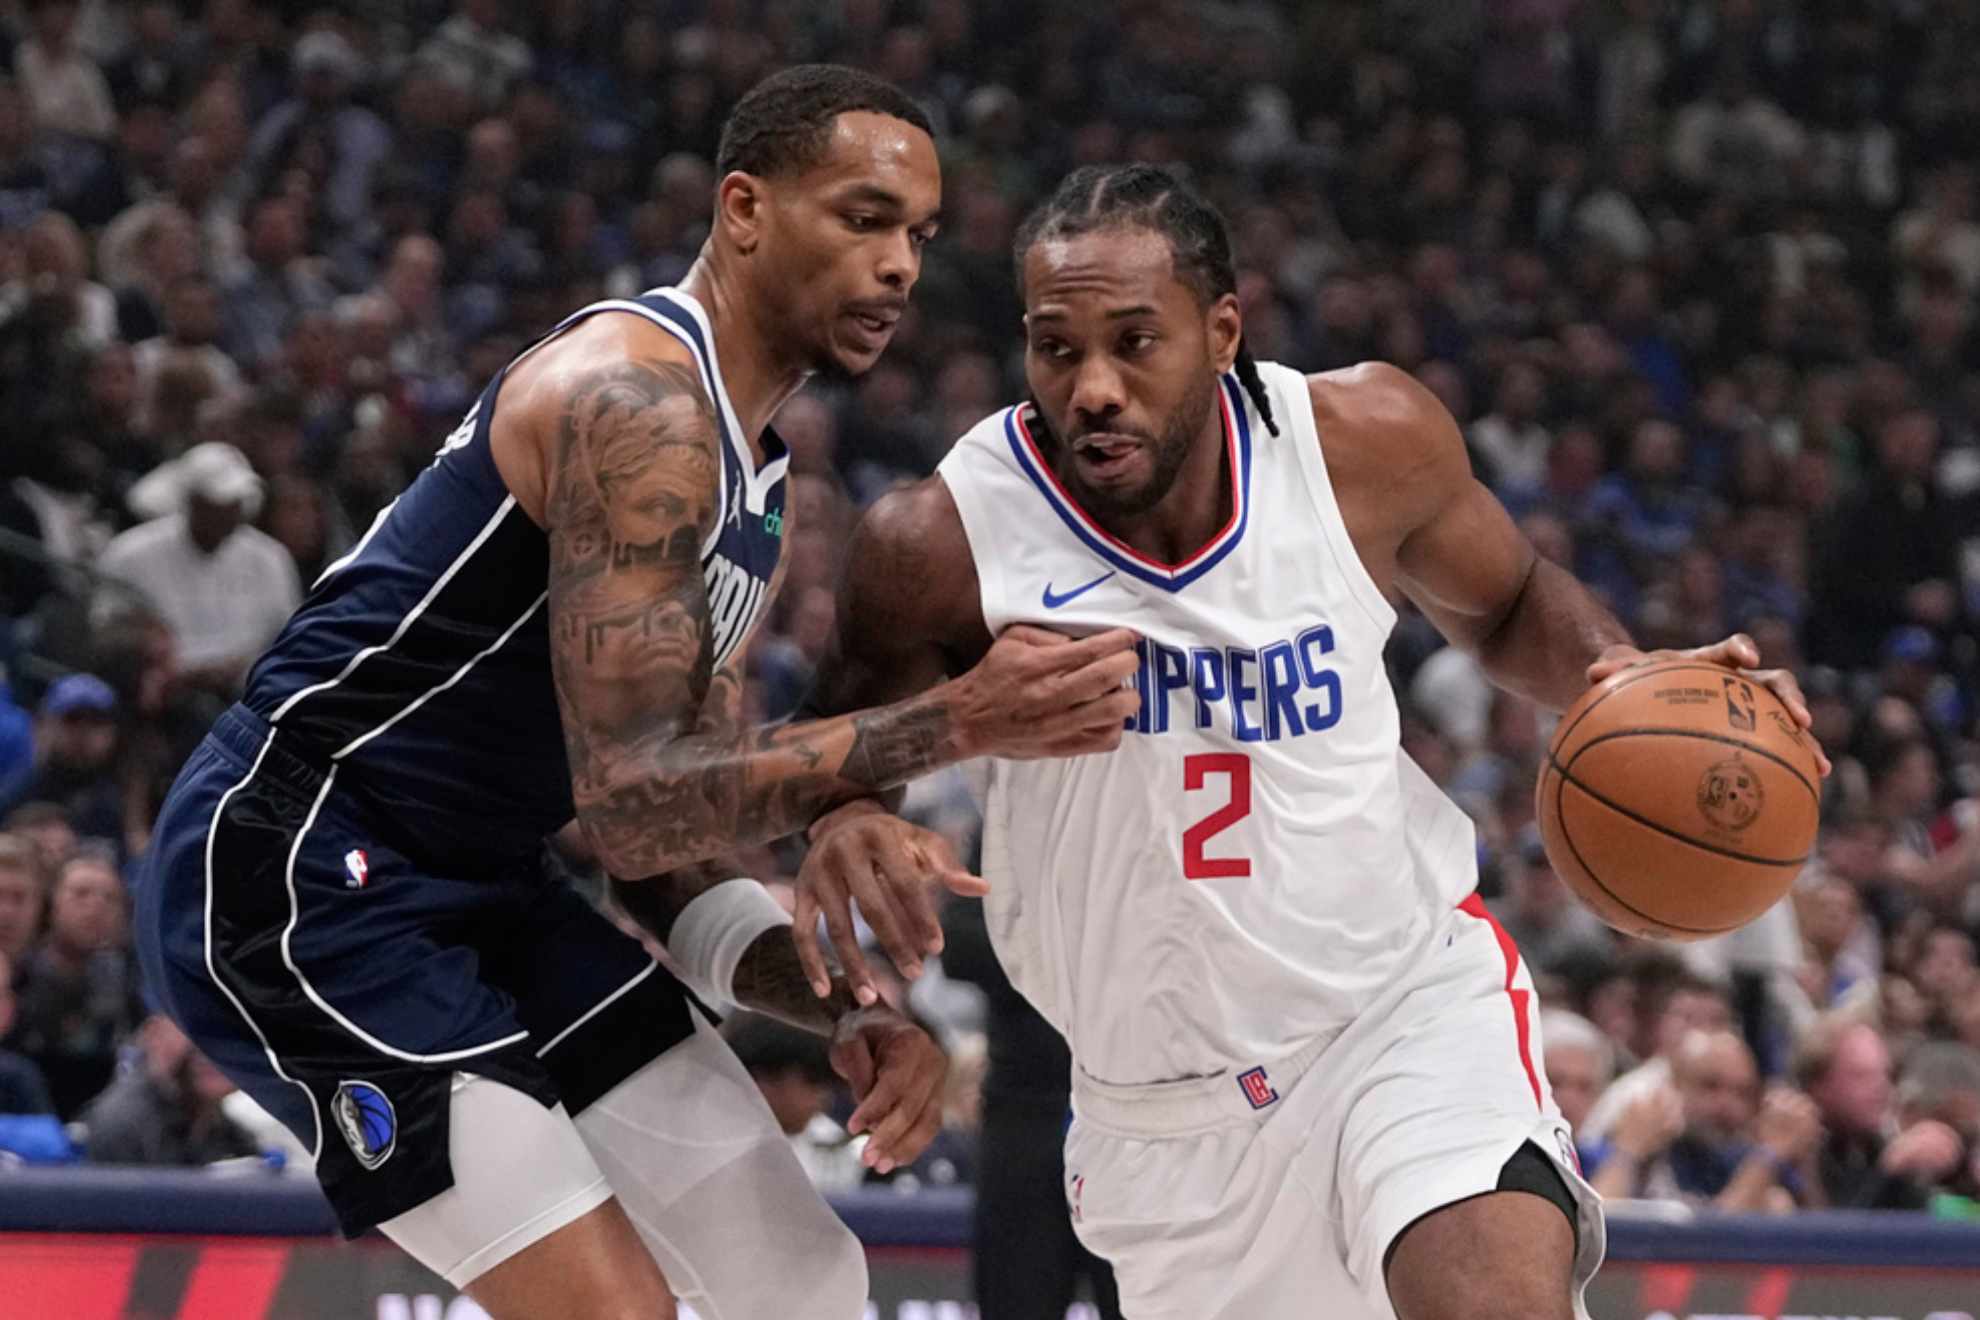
[1042, 571, 1115, 609]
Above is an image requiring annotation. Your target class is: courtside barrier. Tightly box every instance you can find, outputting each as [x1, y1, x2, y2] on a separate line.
[3, 1170, 1979, 1318]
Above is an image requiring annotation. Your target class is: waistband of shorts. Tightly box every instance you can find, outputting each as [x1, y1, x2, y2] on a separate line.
[1071, 1030, 1335, 1135]
[210, 704, 334, 800]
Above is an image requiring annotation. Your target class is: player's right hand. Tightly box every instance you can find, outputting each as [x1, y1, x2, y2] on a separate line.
[951, 625, 1141, 759]
[797, 800, 986, 1003]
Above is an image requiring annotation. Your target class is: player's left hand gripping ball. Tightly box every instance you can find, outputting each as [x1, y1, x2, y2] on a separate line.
[797, 800, 988, 1004]
[1585, 632, 1831, 777]
[830, 1005, 947, 1176]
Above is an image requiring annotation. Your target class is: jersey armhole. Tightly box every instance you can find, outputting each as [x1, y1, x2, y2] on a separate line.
[934, 436, 1009, 638]
[1274, 364, 1400, 635]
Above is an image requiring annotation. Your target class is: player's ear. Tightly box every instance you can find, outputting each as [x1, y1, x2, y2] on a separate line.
[1207, 292, 1241, 374]
[716, 171, 766, 257]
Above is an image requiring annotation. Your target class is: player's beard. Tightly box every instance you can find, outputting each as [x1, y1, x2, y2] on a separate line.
[1036, 367, 1220, 520]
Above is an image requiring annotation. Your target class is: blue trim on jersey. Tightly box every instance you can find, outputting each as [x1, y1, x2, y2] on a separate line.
[1003, 375, 1253, 593]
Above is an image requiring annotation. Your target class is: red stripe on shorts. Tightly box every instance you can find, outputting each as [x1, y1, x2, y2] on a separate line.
[1458, 893, 1542, 1108]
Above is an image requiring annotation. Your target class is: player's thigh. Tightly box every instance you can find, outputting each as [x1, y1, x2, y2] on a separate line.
[1065, 1115, 1352, 1320]
[463, 1199, 675, 1320]
[572, 1010, 869, 1320]
[378, 1072, 669, 1314]
[1384, 1186, 1574, 1320]
[1332, 906, 1604, 1318]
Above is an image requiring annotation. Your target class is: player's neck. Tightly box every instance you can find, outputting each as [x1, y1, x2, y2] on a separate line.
[679, 257, 810, 459]
[1089, 407, 1232, 566]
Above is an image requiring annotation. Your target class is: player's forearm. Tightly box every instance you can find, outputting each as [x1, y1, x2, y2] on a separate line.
[573, 686, 971, 878]
[1472, 557, 1631, 713]
[732, 927, 861, 1034]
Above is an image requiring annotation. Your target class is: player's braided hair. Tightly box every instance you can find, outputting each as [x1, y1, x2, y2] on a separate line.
[1012, 164, 1279, 436]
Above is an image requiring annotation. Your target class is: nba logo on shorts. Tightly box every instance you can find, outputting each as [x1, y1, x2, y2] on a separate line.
[1070, 1173, 1085, 1223]
[1237, 1066, 1278, 1109]
[333, 1079, 396, 1170]
[343, 849, 369, 889]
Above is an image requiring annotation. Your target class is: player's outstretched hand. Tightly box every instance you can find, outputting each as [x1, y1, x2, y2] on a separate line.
[1584, 633, 1832, 777]
[951, 624, 1142, 760]
[796, 800, 985, 1003]
[830, 1005, 946, 1177]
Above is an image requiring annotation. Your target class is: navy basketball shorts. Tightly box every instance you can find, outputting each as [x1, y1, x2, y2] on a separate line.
[134, 706, 697, 1236]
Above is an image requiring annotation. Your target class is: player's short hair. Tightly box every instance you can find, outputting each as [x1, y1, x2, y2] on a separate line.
[715, 64, 932, 181]
[1012, 163, 1279, 436]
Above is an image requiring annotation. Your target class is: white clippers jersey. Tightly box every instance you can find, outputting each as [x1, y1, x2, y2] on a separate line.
[936, 361, 1480, 1085]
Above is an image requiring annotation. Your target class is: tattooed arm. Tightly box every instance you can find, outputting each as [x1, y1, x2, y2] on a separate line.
[530, 324, 1138, 881]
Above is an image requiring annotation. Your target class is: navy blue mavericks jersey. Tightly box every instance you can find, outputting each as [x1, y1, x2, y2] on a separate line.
[242, 288, 788, 863]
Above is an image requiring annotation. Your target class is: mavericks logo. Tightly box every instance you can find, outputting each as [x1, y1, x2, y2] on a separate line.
[333, 1079, 397, 1170]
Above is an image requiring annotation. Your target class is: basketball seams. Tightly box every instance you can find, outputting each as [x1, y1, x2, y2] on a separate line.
[1546, 752, 1810, 867]
[1544, 763, 1734, 938]
[1565, 726, 1820, 807]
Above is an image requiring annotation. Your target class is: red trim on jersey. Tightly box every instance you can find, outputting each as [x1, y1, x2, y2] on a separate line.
[1459, 893, 1543, 1109]
[1010, 388, 1243, 574]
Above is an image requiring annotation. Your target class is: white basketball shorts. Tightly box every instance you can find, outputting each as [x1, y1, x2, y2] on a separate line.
[379, 1008, 868, 1317]
[1062, 896, 1607, 1320]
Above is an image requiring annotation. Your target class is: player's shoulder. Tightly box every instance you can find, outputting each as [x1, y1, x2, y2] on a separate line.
[846, 475, 981, 637]
[503, 306, 705, 410]
[1300, 361, 1470, 516]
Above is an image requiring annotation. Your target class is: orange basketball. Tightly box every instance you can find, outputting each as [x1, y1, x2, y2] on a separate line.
[1534, 660, 1822, 941]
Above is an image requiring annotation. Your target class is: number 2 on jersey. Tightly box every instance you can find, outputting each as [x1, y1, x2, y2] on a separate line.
[1183, 753, 1252, 879]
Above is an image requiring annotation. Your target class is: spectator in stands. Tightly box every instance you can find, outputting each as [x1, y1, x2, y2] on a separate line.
[13, 0, 116, 144]
[1794, 872, 1878, 1013]
[6, 845, 139, 1118]
[1487, 827, 1614, 977]
[82, 1012, 257, 1166]
[1796, 1015, 1961, 1209]
[1540, 1009, 1614, 1141]
[1592, 1028, 1820, 1212]
[1811, 409, 1965, 668]
[219, 194, 333, 371]
[245, 30, 391, 235]
[96, 441, 299, 694]
[0, 673, 120, 839]
[1582, 962, 1734, 1143]
[418, 0, 534, 113]
[4, 800, 76, 873]
[0, 832, 45, 964]
[0, 948, 55, 1113]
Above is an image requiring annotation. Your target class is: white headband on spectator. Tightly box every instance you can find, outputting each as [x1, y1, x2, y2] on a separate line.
[664, 879, 792, 1004]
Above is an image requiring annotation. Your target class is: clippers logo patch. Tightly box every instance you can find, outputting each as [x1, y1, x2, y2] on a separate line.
[333, 1080, 396, 1170]
[343, 849, 369, 889]
[1237, 1066, 1279, 1109]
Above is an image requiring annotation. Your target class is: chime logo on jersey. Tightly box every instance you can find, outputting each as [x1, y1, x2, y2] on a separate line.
[343, 849, 369, 889]
[1125, 625, 1345, 742]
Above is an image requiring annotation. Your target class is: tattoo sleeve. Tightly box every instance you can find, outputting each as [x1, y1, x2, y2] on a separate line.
[545, 354, 971, 879]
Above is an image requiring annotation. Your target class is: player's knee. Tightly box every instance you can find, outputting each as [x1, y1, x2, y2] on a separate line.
[808, 1218, 871, 1318]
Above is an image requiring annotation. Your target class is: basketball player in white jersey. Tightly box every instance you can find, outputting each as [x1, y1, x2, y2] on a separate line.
[792, 165, 1823, 1319]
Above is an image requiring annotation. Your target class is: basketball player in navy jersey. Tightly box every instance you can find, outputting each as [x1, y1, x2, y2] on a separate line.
[132, 69, 1139, 1320]
[790, 166, 1826, 1320]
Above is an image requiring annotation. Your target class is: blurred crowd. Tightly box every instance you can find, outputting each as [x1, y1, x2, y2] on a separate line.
[0, 0, 1977, 1225]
